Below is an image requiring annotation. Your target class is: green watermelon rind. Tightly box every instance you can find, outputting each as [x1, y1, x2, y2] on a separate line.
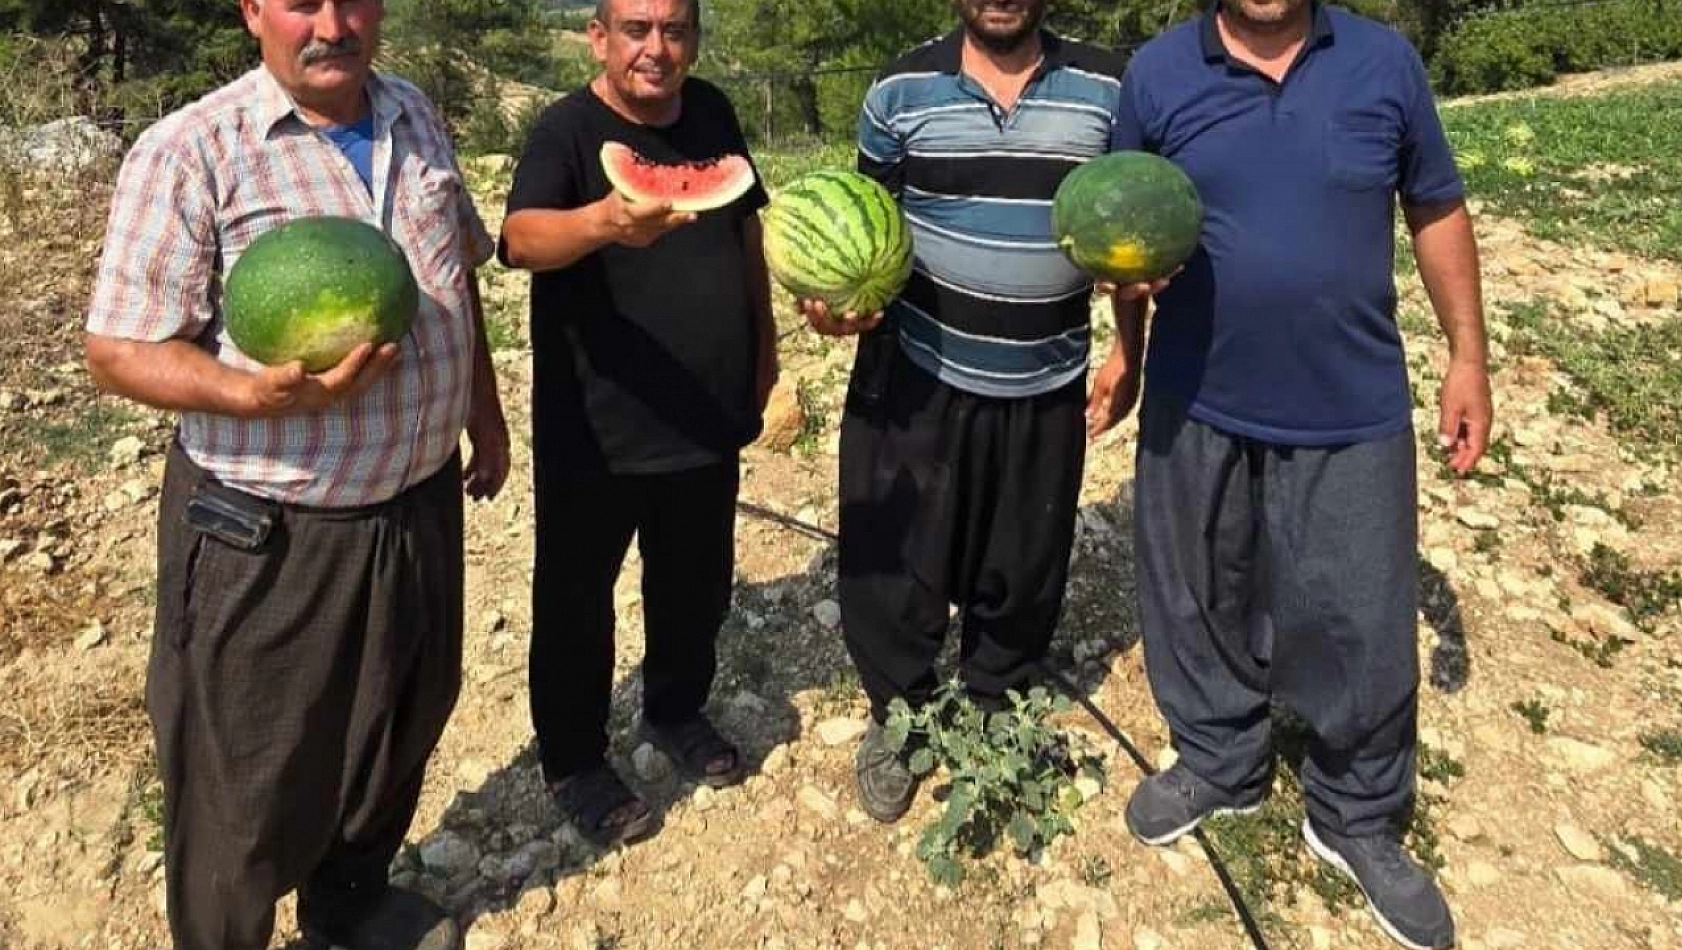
[222, 216, 419, 373]
[1052, 151, 1204, 285]
[763, 171, 913, 315]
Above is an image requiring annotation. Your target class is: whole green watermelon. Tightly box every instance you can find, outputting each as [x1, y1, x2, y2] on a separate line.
[1052, 151, 1203, 284]
[223, 216, 419, 372]
[762, 170, 912, 316]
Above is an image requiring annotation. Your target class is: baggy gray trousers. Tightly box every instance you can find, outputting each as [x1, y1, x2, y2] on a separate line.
[1133, 393, 1420, 836]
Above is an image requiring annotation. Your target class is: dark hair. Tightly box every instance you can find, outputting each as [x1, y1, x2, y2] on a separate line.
[595, 0, 702, 28]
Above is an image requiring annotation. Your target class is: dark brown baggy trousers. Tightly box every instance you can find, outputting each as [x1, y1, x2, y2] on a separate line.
[147, 443, 464, 950]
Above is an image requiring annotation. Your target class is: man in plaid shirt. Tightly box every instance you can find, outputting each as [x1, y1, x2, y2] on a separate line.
[83, 2, 505, 948]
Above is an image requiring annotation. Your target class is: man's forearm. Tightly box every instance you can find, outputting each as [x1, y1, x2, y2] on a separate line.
[1108, 294, 1148, 367]
[501, 203, 611, 273]
[85, 334, 258, 417]
[464, 272, 504, 421]
[1407, 200, 1488, 366]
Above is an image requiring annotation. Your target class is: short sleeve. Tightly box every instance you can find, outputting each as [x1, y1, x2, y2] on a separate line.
[85, 133, 218, 342]
[856, 79, 906, 197]
[1109, 66, 1150, 153]
[505, 104, 582, 216]
[1398, 47, 1465, 207]
[713, 84, 769, 214]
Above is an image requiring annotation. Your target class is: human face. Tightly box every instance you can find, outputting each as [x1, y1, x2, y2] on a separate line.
[589, 0, 699, 107]
[952, 0, 1049, 55]
[242, 0, 383, 118]
[1220, 0, 1310, 31]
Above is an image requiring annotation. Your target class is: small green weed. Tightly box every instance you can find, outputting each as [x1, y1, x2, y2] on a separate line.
[1609, 836, 1682, 902]
[1638, 729, 1682, 765]
[0, 402, 140, 471]
[1472, 530, 1501, 556]
[1501, 301, 1682, 460]
[1511, 698, 1551, 734]
[1549, 629, 1632, 669]
[1580, 543, 1682, 633]
[1419, 744, 1467, 784]
[885, 682, 1106, 887]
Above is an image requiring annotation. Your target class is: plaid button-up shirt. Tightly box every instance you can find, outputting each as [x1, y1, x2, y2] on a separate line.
[86, 67, 495, 507]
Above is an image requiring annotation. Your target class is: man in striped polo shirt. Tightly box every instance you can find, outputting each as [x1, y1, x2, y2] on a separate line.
[83, 0, 505, 947]
[804, 0, 1162, 822]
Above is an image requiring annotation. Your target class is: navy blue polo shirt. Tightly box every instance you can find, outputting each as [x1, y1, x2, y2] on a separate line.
[1111, 4, 1464, 445]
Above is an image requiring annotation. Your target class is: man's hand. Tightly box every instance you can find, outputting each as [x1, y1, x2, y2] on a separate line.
[799, 298, 883, 337]
[600, 190, 697, 248]
[1095, 274, 1175, 301]
[1438, 356, 1492, 476]
[1085, 347, 1143, 441]
[244, 342, 399, 417]
[464, 402, 510, 501]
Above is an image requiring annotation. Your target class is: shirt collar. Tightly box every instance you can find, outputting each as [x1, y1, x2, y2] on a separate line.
[249, 65, 404, 136]
[1199, 2, 1334, 63]
[928, 27, 1079, 75]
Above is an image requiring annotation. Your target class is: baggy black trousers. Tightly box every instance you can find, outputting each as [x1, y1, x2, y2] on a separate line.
[528, 448, 739, 783]
[837, 335, 1086, 723]
[1133, 393, 1420, 836]
[148, 444, 463, 950]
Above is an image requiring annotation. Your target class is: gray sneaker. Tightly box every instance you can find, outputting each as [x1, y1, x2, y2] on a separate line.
[854, 720, 919, 823]
[1303, 819, 1456, 950]
[1124, 764, 1265, 846]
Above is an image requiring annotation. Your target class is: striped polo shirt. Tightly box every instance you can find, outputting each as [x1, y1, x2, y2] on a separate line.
[856, 30, 1125, 397]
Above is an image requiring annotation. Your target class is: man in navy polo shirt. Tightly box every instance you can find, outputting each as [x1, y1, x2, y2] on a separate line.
[1106, 1, 1491, 947]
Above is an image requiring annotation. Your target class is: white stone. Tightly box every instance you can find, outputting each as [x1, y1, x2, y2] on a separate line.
[814, 717, 868, 747]
[1073, 911, 1101, 950]
[1554, 823, 1604, 862]
[797, 785, 840, 822]
[73, 621, 107, 651]
[1547, 736, 1618, 775]
[1456, 509, 1501, 529]
[632, 742, 670, 783]
[108, 436, 147, 467]
[812, 599, 842, 631]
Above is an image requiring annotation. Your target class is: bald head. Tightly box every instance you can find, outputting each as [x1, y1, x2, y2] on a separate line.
[595, 0, 700, 28]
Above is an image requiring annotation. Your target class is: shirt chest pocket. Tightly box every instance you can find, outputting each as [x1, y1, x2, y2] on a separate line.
[398, 166, 464, 279]
[1323, 115, 1401, 191]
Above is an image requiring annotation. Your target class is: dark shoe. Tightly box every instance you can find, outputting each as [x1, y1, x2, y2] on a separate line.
[550, 763, 658, 850]
[642, 714, 746, 788]
[1124, 764, 1265, 846]
[1303, 819, 1456, 950]
[854, 720, 919, 823]
[301, 887, 461, 950]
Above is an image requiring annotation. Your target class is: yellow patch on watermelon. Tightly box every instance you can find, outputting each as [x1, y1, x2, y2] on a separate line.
[1104, 239, 1151, 274]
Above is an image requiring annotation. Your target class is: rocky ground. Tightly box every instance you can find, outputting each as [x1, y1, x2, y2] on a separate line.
[1, 69, 1679, 950]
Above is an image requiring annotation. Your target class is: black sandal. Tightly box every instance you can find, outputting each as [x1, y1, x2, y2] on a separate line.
[550, 764, 658, 850]
[642, 715, 745, 788]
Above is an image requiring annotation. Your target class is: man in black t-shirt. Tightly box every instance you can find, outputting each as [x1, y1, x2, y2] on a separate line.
[500, 0, 776, 850]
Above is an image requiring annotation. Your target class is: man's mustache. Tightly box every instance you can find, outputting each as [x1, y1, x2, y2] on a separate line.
[299, 37, 363, 66]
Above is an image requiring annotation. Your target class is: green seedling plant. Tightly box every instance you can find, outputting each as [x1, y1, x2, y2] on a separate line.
[884, 681, 1106, 887]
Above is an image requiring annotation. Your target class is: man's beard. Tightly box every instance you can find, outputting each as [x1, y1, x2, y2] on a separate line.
[960, 1, 1046, 54]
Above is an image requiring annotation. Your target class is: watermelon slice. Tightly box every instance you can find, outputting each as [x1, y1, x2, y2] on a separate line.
[599, 141, 756, 213]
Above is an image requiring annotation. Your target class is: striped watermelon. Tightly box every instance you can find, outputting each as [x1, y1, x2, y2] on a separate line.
[762, 171, 912, 316]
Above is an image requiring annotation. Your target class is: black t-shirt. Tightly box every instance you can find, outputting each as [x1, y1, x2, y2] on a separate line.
[504, 78, 769, 474]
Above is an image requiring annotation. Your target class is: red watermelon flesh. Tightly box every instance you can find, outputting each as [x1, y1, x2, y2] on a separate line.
[599, 141, 756, 213]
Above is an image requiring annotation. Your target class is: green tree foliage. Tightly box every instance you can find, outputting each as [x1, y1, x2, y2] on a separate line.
[383, 0, 557, 134]
[0, 0, 249, 119]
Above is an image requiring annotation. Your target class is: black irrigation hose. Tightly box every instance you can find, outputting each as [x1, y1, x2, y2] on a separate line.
[737, 500, 1273, 949]
[1038, 663, 1272, 950]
